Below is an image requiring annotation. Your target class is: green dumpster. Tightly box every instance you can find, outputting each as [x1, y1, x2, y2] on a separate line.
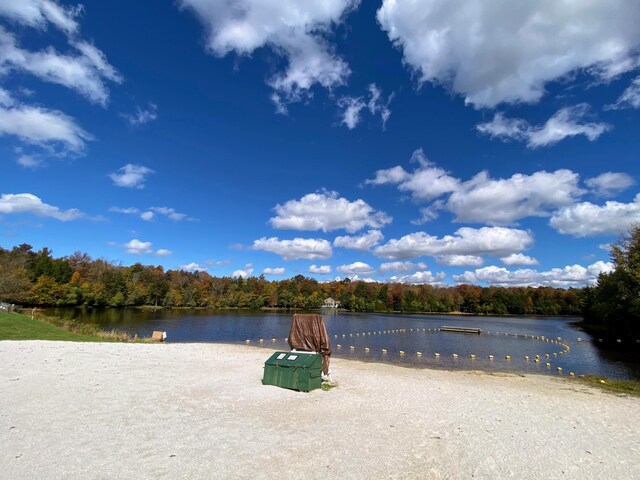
[262, 351, 322, 392]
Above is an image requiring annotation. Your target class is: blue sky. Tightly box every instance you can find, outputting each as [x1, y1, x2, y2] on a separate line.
[1, 0, 640, 288]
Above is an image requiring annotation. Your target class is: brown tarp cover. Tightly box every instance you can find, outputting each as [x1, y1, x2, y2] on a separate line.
[287, 314, 331, 374]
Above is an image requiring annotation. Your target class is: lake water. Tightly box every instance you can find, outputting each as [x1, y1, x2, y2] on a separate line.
[49, 308, 640, 380]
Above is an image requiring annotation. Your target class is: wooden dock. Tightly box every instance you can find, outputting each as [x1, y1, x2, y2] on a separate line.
[440, 326, 482, 334]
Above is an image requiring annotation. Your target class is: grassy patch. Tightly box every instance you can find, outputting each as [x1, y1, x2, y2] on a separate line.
[321, 382, 337, 391]
[0, 311, 130, 342]
[576, 375, 640, 397]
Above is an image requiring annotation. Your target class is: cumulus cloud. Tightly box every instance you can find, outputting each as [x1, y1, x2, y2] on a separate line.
[253, 237, 332, 260]
[366, 149, 458, 201]
[269, 191, 391, 233]
[111, 205, 194, 222]
[367, 150, 592, 225]
[308, 264, 331, 274]
[232, 264, 254, 279]
[333, 229, 383, 251]
[453, 261, 614, 288]
[448, 169, 583, 225]
[121, 103, 158, 126]
[178, 262, 207, 272]
[16, 153, 41, 168]
[585, 172, 635, 198]
[500, 253, 539, 266]
[0, 103, 92, 154]
[338, 83, 392, 129]
[374, 227, 533, 261]
[436, 255, 483, 267]
[377, 1, 640, 108]
[607, 76, 640, 110]
[156, 249, 173, 257]
[389, 270, 447, 286]
[477, 105, 611, 148]
[178, 0, 358, 112]
[109, 164, 154, 189]
[336, 261, 375, 276]
[0, 192, 83, 220]
[379, 261, 426, 274]
[0, 27, 121, 106]
[123, 239, 153, 255]
[550, 194, 640, 237]
[263, 267, 285, 276]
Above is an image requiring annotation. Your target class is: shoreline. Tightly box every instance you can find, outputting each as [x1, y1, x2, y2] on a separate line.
[2, 341, 639, 479]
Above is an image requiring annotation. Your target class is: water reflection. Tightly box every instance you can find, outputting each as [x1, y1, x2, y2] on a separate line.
[49, 308, 640, 380]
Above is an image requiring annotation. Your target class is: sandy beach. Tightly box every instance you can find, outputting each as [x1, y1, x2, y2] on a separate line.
[1, 341, 639, 480]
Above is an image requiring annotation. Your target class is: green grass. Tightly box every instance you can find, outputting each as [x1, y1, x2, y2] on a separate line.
[0, 311, 128, 342]
[576, 375, 640, 397]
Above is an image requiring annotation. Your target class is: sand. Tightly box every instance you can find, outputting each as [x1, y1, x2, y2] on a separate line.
[1, 341, 639, 480]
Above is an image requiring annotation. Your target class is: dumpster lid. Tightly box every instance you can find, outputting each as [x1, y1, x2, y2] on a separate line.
[265, 351, 322, 368]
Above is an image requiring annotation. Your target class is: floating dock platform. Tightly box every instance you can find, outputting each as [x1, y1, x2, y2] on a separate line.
[440, 326, 482, 334]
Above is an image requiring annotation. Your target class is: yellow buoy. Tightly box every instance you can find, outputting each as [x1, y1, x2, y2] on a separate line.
[259, 339, 264, 343]
[452, 353, 459, 358]
[557, 367, 563, 372]
[470, 354, 476, 359]
[245, 339, 250, 343]
[417, 352, 423, 356]
[364, 347, 370, 353]
[524, 355, 529, 360]
[569, 372, 575, 376]
[488, 355, 494, 359]
[350, 346, 355, 350]
[546, 362, 551, 367]
[382, 348, 388, 354]
[505, 355, 511, 360]
[435, 352, 440, 357]
[545, 354, 549, 358]
[534, 358, 540, 363]
[399, 350, 405, 355]
[337, 344, 342, 348]
[271, 338, 276, 343]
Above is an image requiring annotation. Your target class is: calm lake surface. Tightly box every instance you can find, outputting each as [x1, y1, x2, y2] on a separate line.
[50, 308, 640, 380]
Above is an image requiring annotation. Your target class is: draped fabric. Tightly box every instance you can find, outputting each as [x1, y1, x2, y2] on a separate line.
[287, 314, 332, 375]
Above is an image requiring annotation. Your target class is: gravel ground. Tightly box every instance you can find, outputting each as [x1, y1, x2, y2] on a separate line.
[1, 341, 639, 480]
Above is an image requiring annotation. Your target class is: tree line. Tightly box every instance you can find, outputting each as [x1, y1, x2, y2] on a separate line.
[0, 243, 584, 315]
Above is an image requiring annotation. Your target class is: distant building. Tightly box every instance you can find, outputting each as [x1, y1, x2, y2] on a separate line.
[322, 297, 340, 309]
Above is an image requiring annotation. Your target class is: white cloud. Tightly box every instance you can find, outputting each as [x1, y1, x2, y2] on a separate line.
[0, 0, 82, 35]
[308, 264, 331, 274]
[453, 261, 614, 288]
[156, 249, 173, 257]
[477, 105, 611, 148]
[337, 261, 375, 276]
[269, 191, 391, 233]
[338, 83, 392, 129]
[253, 237, 332, 260]
[333, 229, 383, 251]
[374, 227, 533, 260]
[550, 194, 640, 237]
[500, 253, 539, 266]
[178, 0, 358, 112]
[110, 205, 194, 221]
[0, 27, 121, 106]
[232, 264, 254, 278]
[585, 172, 635, 197]
[0, 104, 92, 154]
[16, 154, 41, 168]
[109, 164, 154, 189]
[447, 169, 583, 225]
[179, 262, 207, 272]
[140, 211, 154, 221]
[263, 267, 285, 276]
[389, 270, 447, 286]
[436, 255, 483, 267]
[124, 239, 153, 255]
[607, 76, 640, 110]
[122, 103, 158, 126]
[0, 192, 83, 220]
[367, 150, 591, 225]
[109, 206, 139, 215]
[377, 1, 640, 108]
[338, 96, 365, 129]
[379, 261, 427, 274]
[367, 149, 458, 201]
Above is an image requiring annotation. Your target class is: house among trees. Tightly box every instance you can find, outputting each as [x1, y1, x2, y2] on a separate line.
[322, 297, 340, 309]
